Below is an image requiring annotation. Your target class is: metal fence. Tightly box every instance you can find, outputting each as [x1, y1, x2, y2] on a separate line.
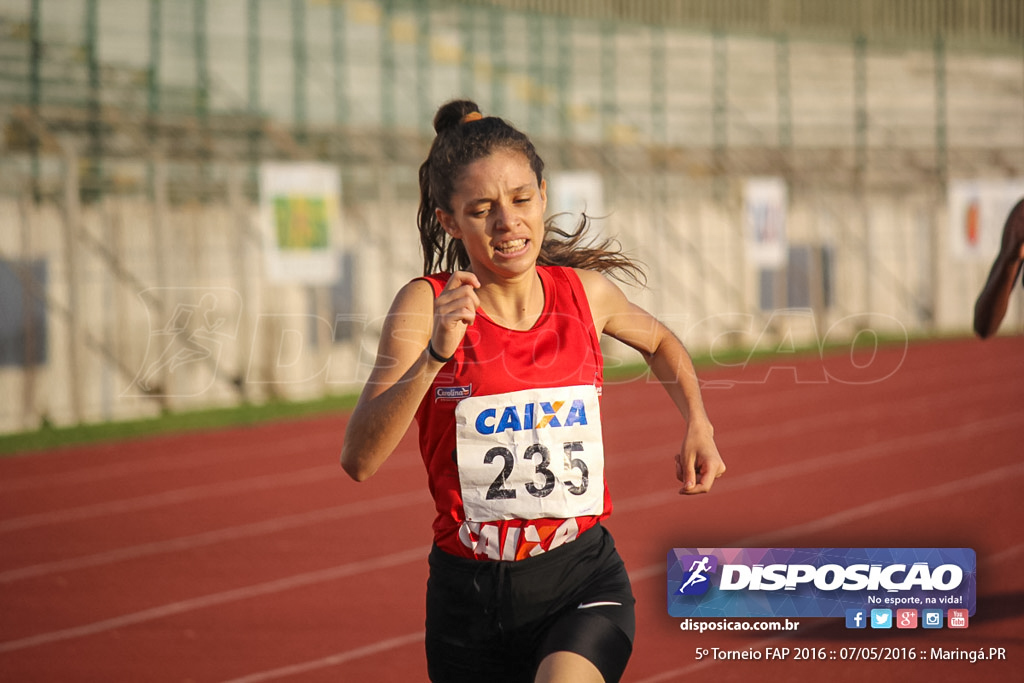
[1, 0, 1022, 433]
[467, 0, 1024, 46]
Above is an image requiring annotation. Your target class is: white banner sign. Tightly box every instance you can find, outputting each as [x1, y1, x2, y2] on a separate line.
[259, 162, 341, 283]
[743, 177, 788, 268]
[547, 171, 606, 235]
[948, 179, 1024, 262]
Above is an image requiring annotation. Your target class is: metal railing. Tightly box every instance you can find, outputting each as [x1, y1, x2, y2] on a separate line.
[0, 0, 1021, 433]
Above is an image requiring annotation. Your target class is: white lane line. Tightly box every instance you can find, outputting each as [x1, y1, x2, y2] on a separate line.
[2, 371, 1010, 534]
[21, 432, 1005, 657]
[732, 461, 1024, 548]
[0, 489, 429, 583]
[0, 465, 338, 534]
[218, 631, 425, 683]
[610, 373, 1016, 470]
[985, 542, 1024, 565]
[0, 546, 429, 654]
[1, 343, 1000, 493]
[208, 430, 1023, 683]
[613, 411, 1021, 516]
[4, 348, 1015, 663]
[0, 431, 339, 494]
[625, 459, 1024, 584]
[626, 346, 1008, 425]
[7, 409, 1010, 583]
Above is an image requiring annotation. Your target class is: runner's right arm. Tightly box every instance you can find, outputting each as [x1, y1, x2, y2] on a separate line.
[340, 272, 480, 481]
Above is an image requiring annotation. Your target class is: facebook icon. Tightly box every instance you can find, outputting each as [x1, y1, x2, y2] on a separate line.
[845, 609, 867, 629]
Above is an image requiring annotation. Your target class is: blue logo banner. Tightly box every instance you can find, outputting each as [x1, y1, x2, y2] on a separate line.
[667, 548, 976, 618]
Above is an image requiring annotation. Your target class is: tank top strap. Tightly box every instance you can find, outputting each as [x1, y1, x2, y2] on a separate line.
[417, 272, 451, 298]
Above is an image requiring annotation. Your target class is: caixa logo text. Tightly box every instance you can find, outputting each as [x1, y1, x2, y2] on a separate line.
[719, 562, 964, 592]
[474, 399, 589, 435]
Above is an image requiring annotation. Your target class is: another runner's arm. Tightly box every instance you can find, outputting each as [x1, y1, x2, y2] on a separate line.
[577, 269, 726, 494]
[974, 198, 1024, 339]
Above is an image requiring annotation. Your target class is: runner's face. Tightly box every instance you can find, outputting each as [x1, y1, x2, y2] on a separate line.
[437, 149, 547, 280]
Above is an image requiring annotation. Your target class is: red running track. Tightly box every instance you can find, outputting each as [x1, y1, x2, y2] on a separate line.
[0, 336, 1022, 682]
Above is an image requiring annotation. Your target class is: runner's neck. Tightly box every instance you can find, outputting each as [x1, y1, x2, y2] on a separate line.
[475, 269, 546, 331]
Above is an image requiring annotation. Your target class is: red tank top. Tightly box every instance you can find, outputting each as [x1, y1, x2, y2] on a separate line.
[415, 266, 611, 561]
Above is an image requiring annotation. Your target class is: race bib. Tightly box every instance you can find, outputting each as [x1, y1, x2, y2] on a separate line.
[455, 385, 605, 522]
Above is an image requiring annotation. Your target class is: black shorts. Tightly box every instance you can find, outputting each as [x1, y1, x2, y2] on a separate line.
[425, 524, 635, 683]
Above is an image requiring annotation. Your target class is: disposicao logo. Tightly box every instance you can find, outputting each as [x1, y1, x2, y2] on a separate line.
[667, 548, 976, 619]
[676, 555, 718, 596]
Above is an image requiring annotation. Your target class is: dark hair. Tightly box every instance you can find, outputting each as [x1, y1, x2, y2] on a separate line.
[417, 99, 645, 285]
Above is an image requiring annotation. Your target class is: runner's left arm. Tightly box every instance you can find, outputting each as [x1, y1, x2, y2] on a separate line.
[576, 269, 726, 494]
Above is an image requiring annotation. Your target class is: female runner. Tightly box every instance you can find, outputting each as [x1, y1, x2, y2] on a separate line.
[341, 99, 726, 682]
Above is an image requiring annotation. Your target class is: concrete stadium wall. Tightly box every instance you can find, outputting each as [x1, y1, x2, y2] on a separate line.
[1, 0, 1022, 433]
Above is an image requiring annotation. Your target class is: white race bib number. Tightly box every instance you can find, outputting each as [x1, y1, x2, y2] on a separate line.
[455, 385, 604, 522]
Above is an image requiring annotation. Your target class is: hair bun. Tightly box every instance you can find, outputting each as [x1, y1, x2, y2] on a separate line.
[433, 99, 482, 134]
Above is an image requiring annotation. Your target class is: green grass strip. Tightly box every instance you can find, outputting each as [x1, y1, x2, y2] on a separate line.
[0, 394, 358, 457]
[0, 331, 942, 457]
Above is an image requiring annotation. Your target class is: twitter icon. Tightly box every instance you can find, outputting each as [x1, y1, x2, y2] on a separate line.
[870, 609, 893, 629]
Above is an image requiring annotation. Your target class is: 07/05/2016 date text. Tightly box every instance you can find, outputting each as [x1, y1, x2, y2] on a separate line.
[695, 646, 1008, 662]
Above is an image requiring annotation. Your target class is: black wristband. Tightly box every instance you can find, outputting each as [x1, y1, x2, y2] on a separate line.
[427, 340, 455, 364]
